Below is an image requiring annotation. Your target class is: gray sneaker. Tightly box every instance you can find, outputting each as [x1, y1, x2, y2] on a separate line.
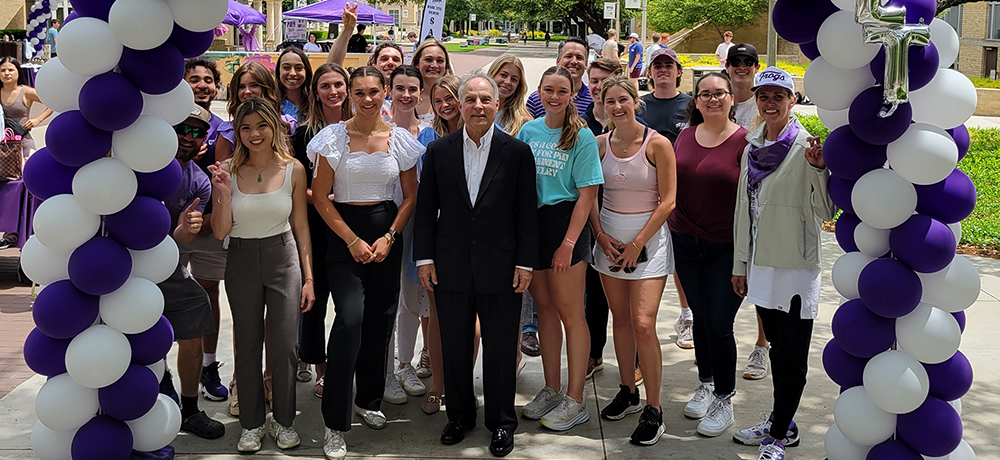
[743, 346, 769, 380]
[237, 426, 265, 453]
[540, 395, 590, 431]
[267, 416, 300, 450]
[521, 386, 563, 420]
[684, 382, 714, 419]
[674, 314, 694, 349]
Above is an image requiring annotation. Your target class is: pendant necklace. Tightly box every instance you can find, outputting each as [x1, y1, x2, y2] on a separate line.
[251, 155, 275, 183]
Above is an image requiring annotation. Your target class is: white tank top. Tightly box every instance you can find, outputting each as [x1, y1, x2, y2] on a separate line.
[229, 160, 294, 239]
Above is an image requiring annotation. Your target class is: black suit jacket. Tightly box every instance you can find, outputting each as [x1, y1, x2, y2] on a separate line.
[413, 127, 539, 294]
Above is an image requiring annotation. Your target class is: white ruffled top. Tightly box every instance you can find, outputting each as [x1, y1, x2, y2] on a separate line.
[306, 122, 425, 203]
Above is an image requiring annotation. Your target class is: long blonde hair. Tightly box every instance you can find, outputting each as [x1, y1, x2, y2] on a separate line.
[487, 54, 530, 136]
[412, 39, 453, 78]
[600, 75, 645, 132]
[230, 98, 294, 175]
[227, 61, 282, 117]
[540, 66, 584, 151]
[430, 75, 464, 137]
[301, 63, 352, 138]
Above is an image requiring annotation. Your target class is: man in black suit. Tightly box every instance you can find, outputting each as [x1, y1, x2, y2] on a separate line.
[414, 69, 539, 457]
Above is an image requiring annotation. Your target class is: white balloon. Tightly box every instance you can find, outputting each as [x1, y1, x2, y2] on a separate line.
[863, 350, 930, 414]
[19, 236, 71, 285]
[832, 252, 876, 299]
[909, 69, 977, 129]
[818, 106, 850, 130]
[852, 169, 917, 230]
[31, 420, 76, 460]
[924, 440, 976, 460]
[35, 374, 99, 431]
[108, 0, 175, 51]
[127, 393, 182, 451]
[817, 11, 881, 70]
[854, 223, 890, 257]
[834, 386, 897, 446]
[100, 277, 165, 334]
[147, 359, 166, 383]
[887, 123, 959, 186]
[129, 236, 179, 284]
[825, 424, 872, 460]
[30, 37, 39, 46]
[917, 256, 980, 312]
[29, 19, 38, 28]
[113, 115, 179, 173]
[930, 19, 960, 69]
[71, 157, 138, 215]
[948, 222, 963, 246]
[165, 0, 229, 33]
[897, 303, 962, 364]
[65, 324, 132, 389]
[949, 398, 962, 416]
[804, 57, 876, 111]
[55, 17, 124, 77]
[141, 81, 196, 126]
[34, 58, 90, 112]
[32, 194, 101, 252]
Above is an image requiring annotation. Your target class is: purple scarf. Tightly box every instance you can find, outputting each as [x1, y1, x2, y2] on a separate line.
[748, 122, 799, 190]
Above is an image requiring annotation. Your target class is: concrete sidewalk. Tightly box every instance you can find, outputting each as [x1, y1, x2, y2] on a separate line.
[1, 232, 998, 459]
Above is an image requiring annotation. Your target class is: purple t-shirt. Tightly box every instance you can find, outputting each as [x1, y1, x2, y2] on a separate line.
[194, 113, 225, 174]
[165, 160, 211, 231]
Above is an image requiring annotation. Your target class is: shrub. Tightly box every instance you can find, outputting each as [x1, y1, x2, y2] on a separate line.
[796, 114, 831, 142]
[969, 77, 1000, 89]
[777, 60, 809, 77]
[309, 30, 328, 40]
[487, 29, 503, 37]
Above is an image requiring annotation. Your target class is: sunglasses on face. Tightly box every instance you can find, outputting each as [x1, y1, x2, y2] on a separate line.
[609, 245, 649, 274]
[728, 58, 758, 68]
[174, 124, 207, 139]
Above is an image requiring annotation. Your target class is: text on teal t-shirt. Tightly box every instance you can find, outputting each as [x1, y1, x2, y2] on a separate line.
[516, 118, 604, 207]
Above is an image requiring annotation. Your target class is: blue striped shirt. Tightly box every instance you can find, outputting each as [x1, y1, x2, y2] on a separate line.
[525, 84, 593, 119]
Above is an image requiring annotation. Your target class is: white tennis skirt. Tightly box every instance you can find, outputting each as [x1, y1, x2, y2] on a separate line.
[592, 208, 674, 280]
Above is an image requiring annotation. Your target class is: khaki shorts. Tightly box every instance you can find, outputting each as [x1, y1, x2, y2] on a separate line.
[178, 235, 228, 281]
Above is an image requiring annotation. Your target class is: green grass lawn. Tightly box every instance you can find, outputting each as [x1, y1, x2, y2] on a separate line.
[798, 115, 1000, 249]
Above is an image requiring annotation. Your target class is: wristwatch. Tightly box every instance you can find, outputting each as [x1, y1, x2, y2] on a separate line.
[386, 229, 400, 243]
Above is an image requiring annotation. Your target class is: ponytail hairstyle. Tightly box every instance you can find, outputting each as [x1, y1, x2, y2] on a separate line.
[685, 72, 736, 126]
[227, 61, 281, 118]
[429, 75, 464, 137]
[230, 98, 294, 174]
[301, 63, 352, 138]
[539, 66, 584, 151]
[487, 54, 530, 136]
[599, 74, 644, 132]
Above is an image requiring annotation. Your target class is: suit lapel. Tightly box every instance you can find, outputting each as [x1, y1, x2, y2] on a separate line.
[474, 128, 508, 209]
[446, 132, 475, 209]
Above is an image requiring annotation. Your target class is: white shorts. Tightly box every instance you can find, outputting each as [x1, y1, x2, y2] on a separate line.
[593, 208, 674, 280]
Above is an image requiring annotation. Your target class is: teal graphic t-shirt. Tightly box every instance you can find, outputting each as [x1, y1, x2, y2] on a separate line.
[517, 118, 604, 207]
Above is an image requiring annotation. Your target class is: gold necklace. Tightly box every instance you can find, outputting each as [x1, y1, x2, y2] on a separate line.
[250, 155, 275, 183]
[613, 128, 642, 157]
[354, 119, 386, 137]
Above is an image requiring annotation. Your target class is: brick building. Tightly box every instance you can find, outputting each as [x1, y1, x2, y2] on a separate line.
[946, 3, 1000, 79]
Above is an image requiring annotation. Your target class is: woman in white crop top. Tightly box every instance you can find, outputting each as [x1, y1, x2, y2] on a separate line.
[208, 98, 315, 453]
[306, 66, 422, 458]
[586, 76, 677, 443]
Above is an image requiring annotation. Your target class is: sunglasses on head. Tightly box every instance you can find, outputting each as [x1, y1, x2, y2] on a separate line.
[174, 124, 207, 139]
[728, 58, 758, 68]
[609, 245, 649, 274]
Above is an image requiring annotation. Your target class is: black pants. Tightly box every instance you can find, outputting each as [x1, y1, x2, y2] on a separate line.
[757, 297, 813, 441]
[322, 202, 402, 432]
[585, 263, 609, 360]
[436, 285, 522, 433]
[299, 207, 332, 365]
[672, 233, 744, 397]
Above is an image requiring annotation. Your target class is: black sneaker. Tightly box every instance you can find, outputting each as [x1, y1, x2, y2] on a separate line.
[181, 410, 225, 439]
[630, 405, 665, 446]
[159, 369, 179, 405]
[200, 361, 229, 401]
[600, 384, 641, 420]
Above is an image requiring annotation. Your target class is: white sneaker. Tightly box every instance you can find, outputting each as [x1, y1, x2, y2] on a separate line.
[675, 315, 694, 349]
[323, 428, 347, 459]
[697, 396, 734, 437]
[684, 382, 714, 419]
[354, 404, 387, 429]
[237, 426, 265, 452]
[744, 345, 769, 380]
[758, 440, 786, 460]
[540, 395, 590, 431]
[396, 364, 427, 396]
[383, 372, 408, 405]
[266, 416, 300, 449]
[416, 348, 432, 378]
[521, 386, 564, 420]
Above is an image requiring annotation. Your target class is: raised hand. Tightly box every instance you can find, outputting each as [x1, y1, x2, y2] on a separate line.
[343, 3, 358, 33]
[181, 197, 203, 235]
[207, 161, 232, 196]
[805, 136, 825, 169]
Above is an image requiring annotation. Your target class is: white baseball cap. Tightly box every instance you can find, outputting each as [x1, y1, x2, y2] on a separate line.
[752, 66, 795, 94]
[629, 32, 639, 39]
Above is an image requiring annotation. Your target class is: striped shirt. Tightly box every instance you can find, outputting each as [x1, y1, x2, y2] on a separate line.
[525, 84, 593, 119]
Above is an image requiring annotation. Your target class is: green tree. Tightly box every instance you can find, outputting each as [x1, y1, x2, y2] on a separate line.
[648, 0, 766, 36]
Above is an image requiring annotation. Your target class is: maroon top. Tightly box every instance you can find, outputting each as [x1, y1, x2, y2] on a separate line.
[668, 125, 748, 244]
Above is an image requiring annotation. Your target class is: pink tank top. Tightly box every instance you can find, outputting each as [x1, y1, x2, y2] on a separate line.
[602, 128, 660, 213]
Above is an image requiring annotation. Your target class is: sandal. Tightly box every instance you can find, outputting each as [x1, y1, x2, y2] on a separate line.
[421, 392, 443, 415]
[263, 375, 273, 406]
[229, 380, 239, 417]
[314, 377, 324, 398]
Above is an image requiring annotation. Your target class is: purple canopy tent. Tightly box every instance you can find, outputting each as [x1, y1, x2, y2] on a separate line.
[283, 0, 395, 24]
[224, 1, 266, 52]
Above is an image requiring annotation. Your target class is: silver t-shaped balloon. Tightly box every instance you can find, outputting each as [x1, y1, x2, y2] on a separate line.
[856, 0, 930, 117]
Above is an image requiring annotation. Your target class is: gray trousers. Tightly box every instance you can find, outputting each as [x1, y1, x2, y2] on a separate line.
[225, 231, 302, 429]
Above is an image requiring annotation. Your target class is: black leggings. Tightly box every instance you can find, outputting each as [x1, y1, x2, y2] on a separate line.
[757, 297, 813, 441]
[299, 207, 332, 365]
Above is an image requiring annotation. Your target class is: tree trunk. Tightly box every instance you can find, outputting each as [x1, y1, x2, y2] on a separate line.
[568, 1, 608, 37]
[937, 0, 985, 14]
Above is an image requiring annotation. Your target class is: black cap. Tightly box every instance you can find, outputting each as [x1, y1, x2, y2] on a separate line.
[727, 43, 758, 61]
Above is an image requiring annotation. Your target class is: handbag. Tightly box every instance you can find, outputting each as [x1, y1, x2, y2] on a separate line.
[0, 127, 23, 181]
[4, 117, 27, 137]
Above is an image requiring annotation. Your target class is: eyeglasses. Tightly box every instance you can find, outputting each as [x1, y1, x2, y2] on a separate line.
[174, 124, 207, 139]
[728, 58, 758, 68]
[697, 91, 731, 101]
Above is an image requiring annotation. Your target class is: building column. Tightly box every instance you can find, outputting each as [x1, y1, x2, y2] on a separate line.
[254, 0, 264, 47]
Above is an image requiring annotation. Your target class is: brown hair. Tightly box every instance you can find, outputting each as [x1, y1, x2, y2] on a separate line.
[588, 57, 624, 76]
[275, 47, 313, 104]
[301, 63, 352, 138]
[412, 39, 453, 80]
[429, 75, 464, 137]
[647, 58, 683, 89]
[539, 66, 585, 151]
[686, 72, 736, 126]
[600, 75, 644, 132]
[487, 54, 530, 136]
[367, 42, 404, 68]
[724, 31, 733, 38]
[227, 61, 281, 118]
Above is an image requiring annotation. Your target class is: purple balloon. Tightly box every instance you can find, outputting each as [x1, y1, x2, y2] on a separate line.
[849, 86, 913, 145]
[99, 364, 159, 421]
[71, 415, 132, 460]
[831, 299, 895, 358]
[885, 0, 937, 25]
[169, 24, 216, 59]
[858, 258, 922, 318]
[835, 213, 861, 253]
[948, 125, 970, 161]
[897, 397, 963, 457]
[772, 0, 839, 44]
[31, 280, 100, 339]
[867, 439, 922, 460]
[23, 328, 71, 377]
[135, 159, 183, 202]
[69, 0, 115, 21]
[953, 311, 966, 332]
[925, 350, 974, 401]
[828, 175, 857, 215]
[22, 147, 78, 200]
[68, 237, 132, 296]
[914, 169, 977, 224]
[45, 111, 113, 167]
[822, 126, 889, 181]
[127, 316, 174, 365]
[119, 44, 185, 95]
[823, 338, 868, 388]
[889, 214, 957, 273]
[105, 197, 171, 251]
[78, 72, 143, 131]
[64, 11, 80, 24]
[800, 41, 820, 60]
[870, 42, 940, 92]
